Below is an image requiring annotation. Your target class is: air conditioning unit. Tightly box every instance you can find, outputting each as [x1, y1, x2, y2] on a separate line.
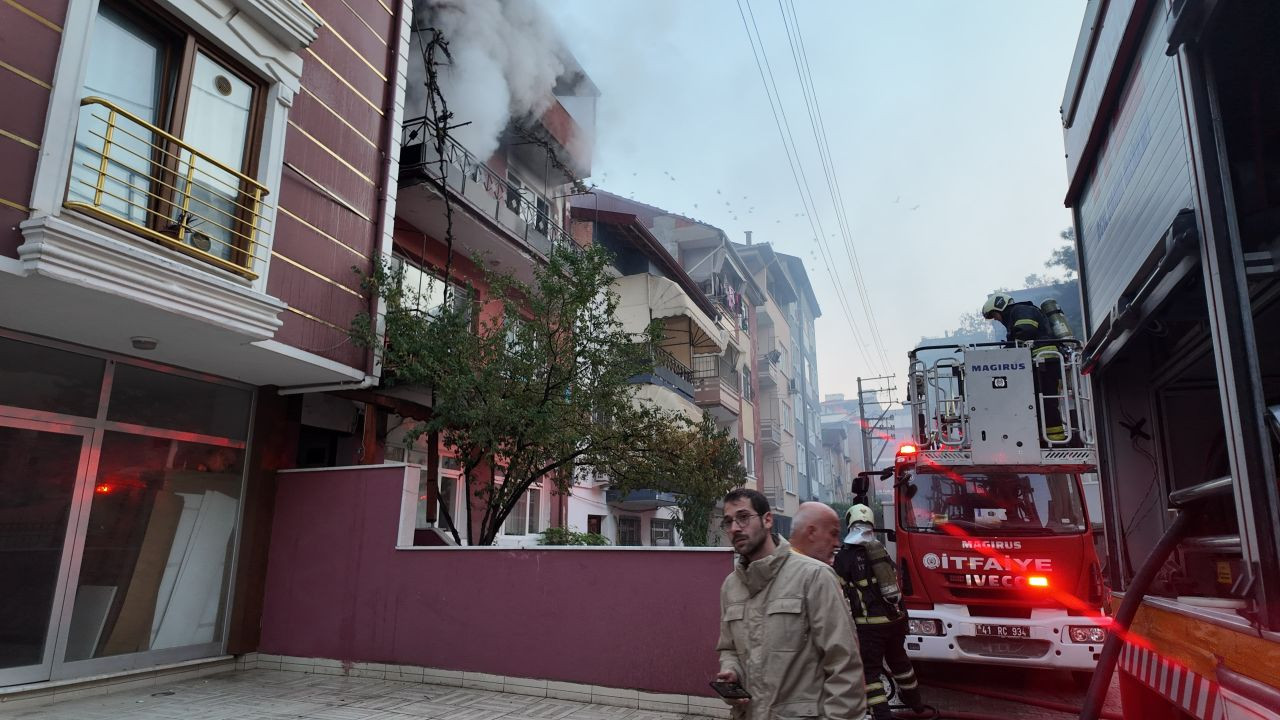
[767, 350, 781, 364]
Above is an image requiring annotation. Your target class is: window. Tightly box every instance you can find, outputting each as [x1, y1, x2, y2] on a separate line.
[784, 463, 796, 493]
[784, 404, 794, 432]
[587, 514, 604, 535]
[741, 365, 753, 401]
[502, 484, 542, 536]
[506, 170, 551, 234]
[743, 440, 756, 478]
[617, 515, 641, 546]
[900, 471, 1087, 535]
[68, 2, 266, 274]
[651, 518, 675, 546]
[392, 255, 468, 318]
[797, 441, 806, 469]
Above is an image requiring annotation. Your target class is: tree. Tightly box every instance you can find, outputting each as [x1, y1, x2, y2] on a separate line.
[1046, 227, 1078, 279]
[352, 244, 693, 545]
[605, 413, 747, 547]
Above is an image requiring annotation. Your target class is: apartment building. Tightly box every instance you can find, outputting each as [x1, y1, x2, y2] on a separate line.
[380, 29, 597, 548]
[779, 254, 825, 503]
[588, 191, 766, 494]
[564, 202, 724, 545]
[0, 0, 410, 688]
[731, 241, 800, 533]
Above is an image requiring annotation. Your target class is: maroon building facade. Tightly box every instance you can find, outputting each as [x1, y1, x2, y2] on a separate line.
[0, 0, 410, 691]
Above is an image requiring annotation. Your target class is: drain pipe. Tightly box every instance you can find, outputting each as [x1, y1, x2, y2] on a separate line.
[278, 0, 409, 396]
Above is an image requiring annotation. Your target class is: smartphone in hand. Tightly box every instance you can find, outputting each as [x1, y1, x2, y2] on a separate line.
[709, 681, 752, 700]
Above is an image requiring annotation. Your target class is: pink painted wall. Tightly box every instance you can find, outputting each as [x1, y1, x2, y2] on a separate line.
[259, 465, 732, 696]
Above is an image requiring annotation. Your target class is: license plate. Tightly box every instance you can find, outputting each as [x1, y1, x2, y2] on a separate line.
[975, 623, 1030, 638]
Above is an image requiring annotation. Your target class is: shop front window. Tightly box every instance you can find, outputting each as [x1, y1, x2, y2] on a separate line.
[65, 433, 244, 661]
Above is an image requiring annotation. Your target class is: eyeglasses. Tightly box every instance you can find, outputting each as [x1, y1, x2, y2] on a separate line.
[719, 511, 759, 531]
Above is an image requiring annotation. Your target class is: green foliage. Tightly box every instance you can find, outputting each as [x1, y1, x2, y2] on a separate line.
[352, 243, 686, 546]
[605, 412, 748, 547]
[538, 526, 610, 546]
[1046, 228, 1079, 279]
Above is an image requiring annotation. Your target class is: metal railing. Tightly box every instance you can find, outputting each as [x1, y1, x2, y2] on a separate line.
[401, 116, 581, 258]
[66, 97, 268, 279]
[651, 345, 694, 384]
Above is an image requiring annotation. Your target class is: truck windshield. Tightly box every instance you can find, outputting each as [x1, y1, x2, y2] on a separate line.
[900, 471, 1088, 535]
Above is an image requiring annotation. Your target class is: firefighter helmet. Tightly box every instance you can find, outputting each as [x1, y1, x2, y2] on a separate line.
[982, 292, 1013, 319]
[846, 504, 875, 527]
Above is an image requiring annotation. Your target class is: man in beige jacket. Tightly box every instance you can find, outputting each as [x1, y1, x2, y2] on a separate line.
[715, 489, 867, 720]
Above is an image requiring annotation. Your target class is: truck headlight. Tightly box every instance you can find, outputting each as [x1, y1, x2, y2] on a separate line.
[1067, 625, 1108, 644]
[908, 618, 944, 636]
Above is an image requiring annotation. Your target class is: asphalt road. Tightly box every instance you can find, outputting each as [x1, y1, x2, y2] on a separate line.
[902, 662, 1123, 719]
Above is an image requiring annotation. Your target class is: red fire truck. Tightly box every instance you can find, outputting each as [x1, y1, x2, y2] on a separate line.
[855, 340, 1106, 680]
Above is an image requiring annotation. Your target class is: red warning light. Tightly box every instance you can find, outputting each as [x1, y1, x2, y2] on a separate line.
[94, 483, 113, 495]
[1028, 575, 1049, 588]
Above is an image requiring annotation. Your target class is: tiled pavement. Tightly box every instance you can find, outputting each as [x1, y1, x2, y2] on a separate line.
[3, 670, 713, 720]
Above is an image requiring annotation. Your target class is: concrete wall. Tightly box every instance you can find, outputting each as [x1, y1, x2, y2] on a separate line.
[260, 465, 732, 696]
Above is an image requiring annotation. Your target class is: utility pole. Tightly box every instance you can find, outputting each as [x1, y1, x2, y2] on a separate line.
[856, 375, 898, 472]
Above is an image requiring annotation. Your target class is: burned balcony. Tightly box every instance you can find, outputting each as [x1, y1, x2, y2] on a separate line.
[398, 117, 582, 263]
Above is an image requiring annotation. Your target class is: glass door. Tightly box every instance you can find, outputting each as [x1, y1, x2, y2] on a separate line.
[0, 419, 94, 687]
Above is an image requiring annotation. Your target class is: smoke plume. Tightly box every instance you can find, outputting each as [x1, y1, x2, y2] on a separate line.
[410, 0, 567, 162]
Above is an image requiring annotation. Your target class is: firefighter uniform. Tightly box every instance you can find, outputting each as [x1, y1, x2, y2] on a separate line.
[993, 300, 1067, 442]
[833, 527, 923, 718]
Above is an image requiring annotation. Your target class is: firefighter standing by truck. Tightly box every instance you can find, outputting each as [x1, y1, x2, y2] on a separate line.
[833, 504, 924, 719]
[981, 292, 1071, 442]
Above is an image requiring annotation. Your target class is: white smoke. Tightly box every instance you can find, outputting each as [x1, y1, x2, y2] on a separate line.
[410, 0, 566, 162]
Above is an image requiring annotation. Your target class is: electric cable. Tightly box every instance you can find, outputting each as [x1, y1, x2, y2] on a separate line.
[734, 0, 881, 374]
[777, 0, 893, 371]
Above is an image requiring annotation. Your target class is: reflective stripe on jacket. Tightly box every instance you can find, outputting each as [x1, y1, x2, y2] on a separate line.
[1000, 301, 1051, 342]
[717, 537, 867, 720]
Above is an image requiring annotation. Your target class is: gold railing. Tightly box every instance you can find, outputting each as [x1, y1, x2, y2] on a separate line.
[64, 97, 270, 279]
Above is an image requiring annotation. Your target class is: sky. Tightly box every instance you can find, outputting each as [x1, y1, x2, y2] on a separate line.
[539, 0, 1086, 400]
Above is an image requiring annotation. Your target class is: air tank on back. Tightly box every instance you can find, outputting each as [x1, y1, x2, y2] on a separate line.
[1040, 299, 1074, 340]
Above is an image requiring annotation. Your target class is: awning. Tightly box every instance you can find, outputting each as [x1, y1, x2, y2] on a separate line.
[647, 275, 724, 353]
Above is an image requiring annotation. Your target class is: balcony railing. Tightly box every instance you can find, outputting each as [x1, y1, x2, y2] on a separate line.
[760, 419, 783, 449]
[66, 97, 269, 279]
[400, 116, 581, 259]
[651, 345, 694, 384]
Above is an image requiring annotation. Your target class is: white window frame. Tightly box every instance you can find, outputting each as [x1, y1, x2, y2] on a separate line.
[743, 440, 756, 478]
[650, 518, 676, 547]
[500, 482, 544, 537]
[784, 462, 796, 494]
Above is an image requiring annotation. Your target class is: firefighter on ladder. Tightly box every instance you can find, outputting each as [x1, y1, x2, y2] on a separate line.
[833, 504, 924, 719]
[981, 292, 1067, 442]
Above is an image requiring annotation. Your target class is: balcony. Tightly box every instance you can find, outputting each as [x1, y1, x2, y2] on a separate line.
[757, 355, 782, 387]
[760, 419, 783, 451]
[692, 354, 741, 421]
[629, 343, 696, 404]
[605, 488, 679, 512]
[64, 97, 269, 279]
[398, 117, 581, 268]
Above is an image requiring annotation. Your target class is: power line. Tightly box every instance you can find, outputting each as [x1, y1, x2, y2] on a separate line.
[735, 0, 880, 374]
[778, 0, 894, 372]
